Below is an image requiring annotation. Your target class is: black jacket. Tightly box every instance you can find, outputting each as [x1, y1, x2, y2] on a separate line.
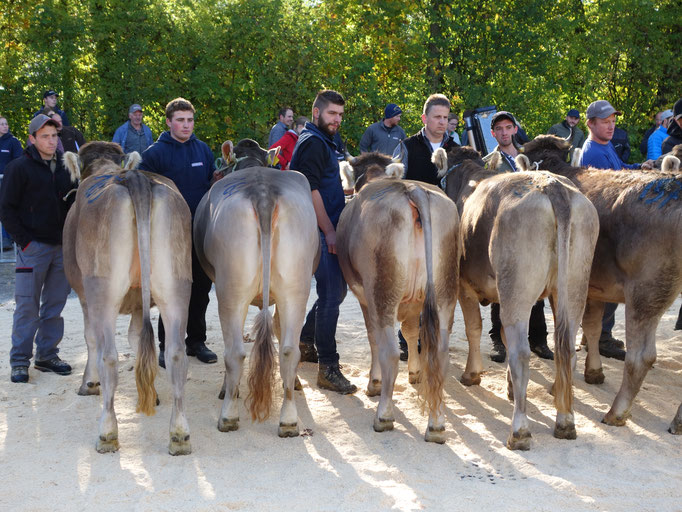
[402, 131, 458, 186]
[0, 145, 77, 248]
[662, 121, 682, 154]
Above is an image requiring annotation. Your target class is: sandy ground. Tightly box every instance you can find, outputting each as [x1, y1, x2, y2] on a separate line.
[0, 261, 680, 511]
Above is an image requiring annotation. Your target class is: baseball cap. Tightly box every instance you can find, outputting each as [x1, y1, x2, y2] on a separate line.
[660, 109, 674, 121]
[673, 98, 682, 120]
[586, 100, 622, 119]
[43, 90, 58, 98]
[28, 114, 59, 135]
[129, 104, 143, 114]
[490, 111, 516, 128]
[566, 108, 580, 118]
[384, 103, 402, 119]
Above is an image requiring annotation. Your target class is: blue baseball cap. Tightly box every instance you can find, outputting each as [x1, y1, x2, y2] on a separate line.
[384, 103, 402, 119]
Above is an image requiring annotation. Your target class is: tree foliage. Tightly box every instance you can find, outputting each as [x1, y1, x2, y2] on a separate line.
[1, 0, 680, 158]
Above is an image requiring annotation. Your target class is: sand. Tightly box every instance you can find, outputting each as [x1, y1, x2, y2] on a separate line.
[0, 276, 680, 512]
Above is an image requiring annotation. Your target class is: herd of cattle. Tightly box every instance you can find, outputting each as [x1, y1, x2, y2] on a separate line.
[59, 136, 682, 455]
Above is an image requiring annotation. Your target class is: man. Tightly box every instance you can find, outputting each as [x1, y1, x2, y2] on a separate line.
[45, 111, 85, 153]
[268, 106, 294, 148]
[0, 115, 77, 383]
[662, 98, 682, 154]
[33, 90, 70, 126]
[393, 93, 458, 185]
[482, 111, 554, 362]
[269, 116, 308, 170]
[647, 109, 674, 160]
[580, 99, 654, 360]
[359, 103, 406, 155]
[112, 104, 154, 154]
[0, 116, 22, 174]
[612, 126, 631, 163]
[290, 89, 356, 394]
[140, 98, 217, 367]
[639, 111, 663, 158]
[547, 108, 586, 153]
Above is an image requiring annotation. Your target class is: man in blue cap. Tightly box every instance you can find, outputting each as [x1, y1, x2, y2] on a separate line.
[359, 103, 406, 155]
[547, 108, 585, 152]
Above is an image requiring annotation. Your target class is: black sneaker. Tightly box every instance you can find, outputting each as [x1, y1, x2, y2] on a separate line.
[299, 342, 318, 363]
[11, 366, 29, 383]
[597, 336, 626, 361]
[490, 338, 506, 363]
[674, 313, 681, 331]
[530, 340, 554, 360]
[186, 342, 217, 364]
[317, 364, 357, 394]
[34, 357, 72, 375]
[599, 334, 624, 349]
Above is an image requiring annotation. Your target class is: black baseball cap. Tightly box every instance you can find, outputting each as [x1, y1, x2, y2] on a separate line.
[43, 90, 58, 98]
[567, 109, 580, 118]
[491, 111, 516, 128]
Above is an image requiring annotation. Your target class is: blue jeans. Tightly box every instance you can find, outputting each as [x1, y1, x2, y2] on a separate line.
[601, 302, 618, 338]
[312, 232, 347, 366]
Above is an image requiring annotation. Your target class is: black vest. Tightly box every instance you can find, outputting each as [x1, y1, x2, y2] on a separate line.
[403, 132, 458, 186]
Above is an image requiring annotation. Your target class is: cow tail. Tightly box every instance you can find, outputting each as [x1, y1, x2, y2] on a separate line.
[550, 184, 573, 415]
[408, 187, 443, 418]
[125, 170, 157, 416]
[247, 197, 277, 421]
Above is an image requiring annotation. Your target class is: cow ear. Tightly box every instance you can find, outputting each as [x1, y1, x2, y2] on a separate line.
[267, 146, 280, 167]
[385, 162, 405, 179]
[123, 151, 142, 170]
[487, 152, 502, 171]
[62, 151, 81, 183]
[339, 161, 355, 190]
[222, 140, 234, 163]
[432, 148, 448, 176]
[661, 154, 681, 173]
[515, 154, 531, 171]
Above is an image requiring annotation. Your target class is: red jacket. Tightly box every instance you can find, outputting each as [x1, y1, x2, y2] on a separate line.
[270, 130, 298, 170]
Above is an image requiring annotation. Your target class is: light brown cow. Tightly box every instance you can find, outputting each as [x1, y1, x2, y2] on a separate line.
[433, 146, 599, 449]
[193, 140, 319, 437]
[63, 141, 192, 454]
[521, 135, 682, 434]
[337, 152, 460, 443]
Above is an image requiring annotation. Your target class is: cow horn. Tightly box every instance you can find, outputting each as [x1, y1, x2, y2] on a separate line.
[62, 151, 81, 183]
[344, 150, 357, 165]
[392, 143, 405, 164]
[570, 148, 582, 167]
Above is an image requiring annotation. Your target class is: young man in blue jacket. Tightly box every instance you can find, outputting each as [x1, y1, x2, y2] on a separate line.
[140, 97, 217, 367]
[290, 89, 357, 394]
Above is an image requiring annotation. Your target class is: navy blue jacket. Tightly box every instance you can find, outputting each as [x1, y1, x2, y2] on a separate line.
[0, 131, 23, 174]
[0, 145, 77, 248]
[139, 131, 214, 215]
[290, 122, 345, 227]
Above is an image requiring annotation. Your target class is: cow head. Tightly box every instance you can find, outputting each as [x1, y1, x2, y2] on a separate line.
[215, 138, 280, 179]
[433, 145, 495, 209]
[63, 141, 139, 182]
[520, 135, 572, 171]
[340, 151, 404, 192]
[654, 144, 682, 170]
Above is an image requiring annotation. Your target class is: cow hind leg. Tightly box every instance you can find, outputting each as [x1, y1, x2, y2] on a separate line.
[603, 315, 658, 426]
[94, 311, 120, 453]
[504, 321, 532, 451]
[373, 324, 400, 433]
[583, 299, 606, 384]
[218, 305, 247, 432]
[360, 304, 382, 397]
[459, 291, 483, 386]
[78, 300, 100, 395]
[669, 402, 682, 434]
[400, 313, 421, 385]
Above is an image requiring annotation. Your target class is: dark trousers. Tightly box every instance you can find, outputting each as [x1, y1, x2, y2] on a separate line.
[159, 243, 212, 351]
[307, 232, 347, 366]
[301, 302, 317, 344]
[601, 302, 618, 337]
[489, 300, 548, 346]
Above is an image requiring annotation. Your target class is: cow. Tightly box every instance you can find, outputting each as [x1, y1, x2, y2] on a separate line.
[193, 139, 319, 437]
[336, 152, 460, 443]
[520, 135, 682, 434]
[62, 141, 193, 455]
[433, 146, 599, 450]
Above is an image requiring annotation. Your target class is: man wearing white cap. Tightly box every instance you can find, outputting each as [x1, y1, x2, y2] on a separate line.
[662, 98, 682, 154]
[112, 104, 154, 154]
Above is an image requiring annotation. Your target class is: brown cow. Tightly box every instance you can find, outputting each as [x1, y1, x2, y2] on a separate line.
[337, 152, 460, 443]
[520, 135, 682, 434]
[433, 146, 599, 449]
[63, 141, 193, 454]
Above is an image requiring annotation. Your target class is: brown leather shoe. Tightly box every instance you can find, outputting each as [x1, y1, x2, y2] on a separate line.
[299, 342, 318, 363]
[317, 364, 357, 394]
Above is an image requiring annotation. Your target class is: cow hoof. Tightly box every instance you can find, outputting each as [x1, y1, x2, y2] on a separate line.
[373, 416, 394, 432]
[668, 418, 682, 435]
[169, 434, 191, 456]
[96, 434, 120, 453]
[554, 423, 577, 440]
[366, 379, 381, 397]
[459, 372, 481, 386]
[218, 417, 239, 432]
[507, 386, 514, 402]
[278, 423, 299, 438]
[602, 411, 630, 427]
[409, 372, 421, 384]
[424, 426, 446, 444]
[78, 382, 100, 396]
[584, 368, 605, 385]
[294, 377, 303, 391]
[507, 429, 531, 451]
